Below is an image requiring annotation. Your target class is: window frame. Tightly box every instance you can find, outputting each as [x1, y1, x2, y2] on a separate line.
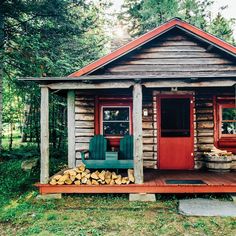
[219, 103, 236, 138]
[214, 96, 236, 151]
[95, 97, 133, 148]
[100, 105, 131, 137]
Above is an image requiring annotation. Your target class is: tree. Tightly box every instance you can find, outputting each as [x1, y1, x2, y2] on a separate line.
[120, 0, 235, 44]
[1, 0, 110, 150]
[208, 12, 235, 45]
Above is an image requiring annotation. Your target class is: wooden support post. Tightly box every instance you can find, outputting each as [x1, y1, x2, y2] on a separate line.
[67, 90, 75, 168]
[40, 87, 49, 184]
[133, 83, 144, 184]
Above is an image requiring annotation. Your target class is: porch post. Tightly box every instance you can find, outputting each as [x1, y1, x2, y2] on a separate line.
[133, 83, 144, 184]
[67, 90, 75, 168]
[40, 87, 49, 184]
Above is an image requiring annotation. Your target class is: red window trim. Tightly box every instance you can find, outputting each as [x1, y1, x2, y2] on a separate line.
[95, 97, 133, 148]
[214, 96, 236, 152]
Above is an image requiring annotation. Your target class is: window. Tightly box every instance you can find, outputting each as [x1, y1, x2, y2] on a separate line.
[215, 97, 236, 152]
[221, 106, 236, 136]
[101, 106, 130, 136]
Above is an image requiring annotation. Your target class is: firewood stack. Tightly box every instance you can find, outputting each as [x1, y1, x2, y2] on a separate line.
[49, 164, 135, 185]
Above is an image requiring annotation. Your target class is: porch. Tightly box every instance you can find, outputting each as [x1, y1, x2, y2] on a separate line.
[36, 169, 236, 195]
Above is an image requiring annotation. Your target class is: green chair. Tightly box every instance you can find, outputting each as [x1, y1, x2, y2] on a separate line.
[81, 135, 107, 168]
[119, 135, 133, 160]
[80, 135, 133, 169]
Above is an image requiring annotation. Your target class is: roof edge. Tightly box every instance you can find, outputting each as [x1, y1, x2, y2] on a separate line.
[68, 18, 236, 77]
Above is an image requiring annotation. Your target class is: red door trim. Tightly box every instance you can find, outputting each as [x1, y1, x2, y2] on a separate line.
[156, 94, 194, 169]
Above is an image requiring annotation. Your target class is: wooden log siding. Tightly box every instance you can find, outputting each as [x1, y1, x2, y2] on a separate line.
[195, 92, 215, 168]
[75, 92, 95, 164]
[93, 31, 236, 78]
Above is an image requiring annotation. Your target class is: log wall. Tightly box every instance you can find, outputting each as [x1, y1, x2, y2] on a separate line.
[74, 88, 234, 170]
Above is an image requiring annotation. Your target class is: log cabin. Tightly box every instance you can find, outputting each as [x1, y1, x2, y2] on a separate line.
[21, 18, 236, 196]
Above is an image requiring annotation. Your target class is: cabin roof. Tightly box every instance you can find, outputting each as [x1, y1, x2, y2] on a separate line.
[69, 18, 236, 77]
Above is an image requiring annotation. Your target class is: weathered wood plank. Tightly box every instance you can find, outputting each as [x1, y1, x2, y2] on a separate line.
[108, 64, 236, 73]
[46, 82, 134, 90]
[75, 137, 92, 143]
[67, 90, 75, 168]
[133, 83, 143, 184]
[150, 40, 200, 46]
[75, 121, 94, 128]
[40, 87, 49, 184]
[144, 79, 236, 88]
[131, 52, 222, 59]
[75, 106, 94, 113]
[75, 114, 94, 121]
[197, 137, 214, 144]
[197, 121, 214, 129]
[123, 58, 232, 65]
[75, 143, 89, 151]
[196, 114, 214, 121]
[140, 45, 207, 52]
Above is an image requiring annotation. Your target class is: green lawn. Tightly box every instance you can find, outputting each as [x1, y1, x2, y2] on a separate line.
[0, 152, 235, 235]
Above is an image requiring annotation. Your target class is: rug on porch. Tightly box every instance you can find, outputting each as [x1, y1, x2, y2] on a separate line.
[165, 179, 206, 184]
[179, 198, 236, 217]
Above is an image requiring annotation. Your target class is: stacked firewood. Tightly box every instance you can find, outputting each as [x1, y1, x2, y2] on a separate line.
[204, 146, 233, 157]
[49, 164, 135, 185]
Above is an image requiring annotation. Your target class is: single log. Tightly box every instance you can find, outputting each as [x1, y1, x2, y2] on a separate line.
[92, 179, 99, 185]
[105, 171, 112, 179]
[75, 173, 82, 180]
[53, 175, 62, 181]
[105, 178, 111, 184]
[65, 179, 73, 185]
[49, 179, 57, 185]
[99, 170, 106, 180]
[112, 172, 118, 179]
[74, 180, 81, 185]
[70, 175, 76, 182]
[115, 176, 122, 185]
[81, 177, 88, 184]
[128, 169, 135, 183]
[91, 171, 100, 179]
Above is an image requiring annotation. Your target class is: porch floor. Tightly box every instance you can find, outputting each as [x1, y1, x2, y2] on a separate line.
[37, 170, 236, 195]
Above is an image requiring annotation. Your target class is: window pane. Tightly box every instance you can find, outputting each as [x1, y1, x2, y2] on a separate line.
[103, 107, 129, 121]
[222, 122, 236, 134]
[103, 122, 129, 135]
[222, 108, 236, 120]
[161, 98, 190, 137]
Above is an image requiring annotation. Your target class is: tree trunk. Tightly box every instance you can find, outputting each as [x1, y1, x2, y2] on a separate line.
[21, 102, 31, 142]
[0, 10, 4, 153]
[9, 122, 13, 151]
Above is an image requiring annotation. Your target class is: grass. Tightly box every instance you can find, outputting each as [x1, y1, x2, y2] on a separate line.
[0, 142, 235, 235]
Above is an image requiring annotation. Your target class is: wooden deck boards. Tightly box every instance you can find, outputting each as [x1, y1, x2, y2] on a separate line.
[36, 170, 236, 195]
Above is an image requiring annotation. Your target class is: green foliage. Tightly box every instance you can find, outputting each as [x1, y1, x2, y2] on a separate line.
[120, 0, 235, 44]
[208, 13, 235, 44]
[1, 0, 111, 151]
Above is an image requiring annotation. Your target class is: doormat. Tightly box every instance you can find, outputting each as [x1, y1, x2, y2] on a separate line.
[165, 179, 206, 184]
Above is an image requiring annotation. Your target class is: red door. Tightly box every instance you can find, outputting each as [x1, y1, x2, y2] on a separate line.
[157, 95, 194, 170]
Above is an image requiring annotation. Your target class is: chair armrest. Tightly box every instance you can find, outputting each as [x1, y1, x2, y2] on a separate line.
[80, 150, 89, 160]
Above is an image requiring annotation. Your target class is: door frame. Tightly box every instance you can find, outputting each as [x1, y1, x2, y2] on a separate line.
[156, 94, 194, 169]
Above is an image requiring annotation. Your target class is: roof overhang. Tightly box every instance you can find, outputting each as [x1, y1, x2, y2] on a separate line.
[20, 76, 236, 90]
